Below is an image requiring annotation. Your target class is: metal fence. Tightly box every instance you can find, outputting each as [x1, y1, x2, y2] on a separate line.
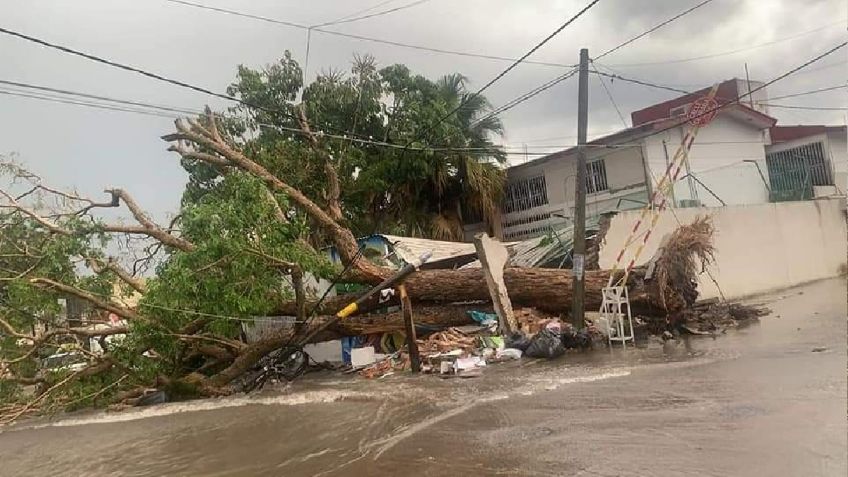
[766, 141, 832, 202]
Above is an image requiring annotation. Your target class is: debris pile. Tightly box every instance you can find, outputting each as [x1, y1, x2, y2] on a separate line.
[263, 216, 769, 385]
[634, 300, 770, 337]
[417, 328, 478, 355]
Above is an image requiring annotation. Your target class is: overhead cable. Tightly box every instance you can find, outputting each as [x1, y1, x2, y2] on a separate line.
[592, 65, 628, 127]
[0, 89, 185, 118]
[767, 84, 846, 101]
[470, 69, 578, 127]
[591, 69, 691, 94]
[325, 0, 402, 24]
[604, 20, 846, 67]
[416, 0, 600, 147]
[0, 26, 386, 144]
[761, 103, 847, 111]
[594, 0, 716, 60]
[163, 0, 574, 68]
[0, 79, 201, 115]
[475, 0, 709, 127]
[617, 41, 848, 144]
[311, 0, 432, 28]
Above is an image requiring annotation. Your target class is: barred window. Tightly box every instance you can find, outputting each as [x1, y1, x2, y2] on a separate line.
[586, 160, 609, 194]
[502, 175, 548, 214]
[766, 141, 833, 187]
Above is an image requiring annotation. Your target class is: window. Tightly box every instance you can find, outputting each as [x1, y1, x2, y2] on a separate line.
[502, 175, 548, 214]
[586, 160, 609, 194]
[766, 141, 833, 187]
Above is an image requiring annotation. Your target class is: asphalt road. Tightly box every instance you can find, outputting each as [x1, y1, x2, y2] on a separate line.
[1, 278, 845, 476]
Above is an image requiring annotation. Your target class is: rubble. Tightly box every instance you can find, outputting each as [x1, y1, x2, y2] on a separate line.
[274, 217, 769, 385]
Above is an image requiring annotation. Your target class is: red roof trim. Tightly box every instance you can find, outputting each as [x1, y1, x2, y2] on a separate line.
[770, 125, 847, 143]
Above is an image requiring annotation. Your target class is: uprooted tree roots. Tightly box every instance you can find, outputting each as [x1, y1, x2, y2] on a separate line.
[651, 215, 716, 313]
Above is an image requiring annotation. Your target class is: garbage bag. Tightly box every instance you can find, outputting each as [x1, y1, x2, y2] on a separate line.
[525, 329, 565, 359]
[562, 328, 593, 350]
[505, 331, 532, 352]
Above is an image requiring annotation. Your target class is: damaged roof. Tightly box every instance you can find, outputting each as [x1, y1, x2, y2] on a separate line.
[463, 215, 602, 269]
[379, 234, 476, 264]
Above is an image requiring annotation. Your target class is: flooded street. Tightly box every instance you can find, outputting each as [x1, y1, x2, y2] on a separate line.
[1, 278, 845, 476]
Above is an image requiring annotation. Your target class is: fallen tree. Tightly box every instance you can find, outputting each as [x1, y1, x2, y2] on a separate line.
[0, 82, 717, 420]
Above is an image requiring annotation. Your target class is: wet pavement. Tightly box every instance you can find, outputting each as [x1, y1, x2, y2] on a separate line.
[1, 278, 845, 476]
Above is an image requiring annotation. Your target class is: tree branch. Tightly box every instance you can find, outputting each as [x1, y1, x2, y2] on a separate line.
[0, 188, 70, 235]
[298, 106, 342, 221]
[29, 277, 143, 322]
[166, 144, 230, 166]
[103, 188, 196, 252]
[163, 112, 386, 282]
[86, 256, 146, 293]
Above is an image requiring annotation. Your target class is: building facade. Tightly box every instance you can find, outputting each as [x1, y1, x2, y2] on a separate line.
[467, 78, 846, 242]
[765, 125, 847, 201]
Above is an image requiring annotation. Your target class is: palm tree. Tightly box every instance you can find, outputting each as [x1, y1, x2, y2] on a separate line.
[423, 74, 506, 240]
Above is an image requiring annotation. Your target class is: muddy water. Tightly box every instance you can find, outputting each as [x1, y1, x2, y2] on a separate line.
[1, 278, 845, 476]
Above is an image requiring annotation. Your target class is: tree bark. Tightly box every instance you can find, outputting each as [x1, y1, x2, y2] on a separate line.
[277, 267, 661, 318]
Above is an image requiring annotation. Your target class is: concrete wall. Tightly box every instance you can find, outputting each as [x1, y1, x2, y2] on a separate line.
[599, 198, 847, 299]
[827, 130, 847, 194]
[641, 113, 770, 207]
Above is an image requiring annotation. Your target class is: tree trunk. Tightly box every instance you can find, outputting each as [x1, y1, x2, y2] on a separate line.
[278, 267, 663, 318]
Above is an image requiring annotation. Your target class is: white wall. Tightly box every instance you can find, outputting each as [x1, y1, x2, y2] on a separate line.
[599, 199, 847, 300]
[642, 114, 770, 207]
[501, 145, 649, 239]
[765, 129, 847, 196]
[826, 130, 847, 194]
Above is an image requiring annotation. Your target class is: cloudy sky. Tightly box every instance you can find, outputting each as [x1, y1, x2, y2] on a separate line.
[1, 0, 845, 222]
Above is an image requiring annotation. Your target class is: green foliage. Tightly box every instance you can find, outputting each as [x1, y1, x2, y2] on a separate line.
[2, 52, 511, 415]
[140, 172, 335, 363]
[220, 52, 506, 240]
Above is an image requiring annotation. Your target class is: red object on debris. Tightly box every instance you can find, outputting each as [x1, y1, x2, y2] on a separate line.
[687, 96, 718, 126]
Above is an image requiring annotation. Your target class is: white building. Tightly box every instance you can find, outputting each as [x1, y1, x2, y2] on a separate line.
[478, 79, 775, 241]
[765, 125, 847, 200]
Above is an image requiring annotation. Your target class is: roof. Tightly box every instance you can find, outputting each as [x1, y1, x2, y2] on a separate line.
[463, 216, 602, 269]
[510, 102, 775, 172]
[631, 78, 745, 126]
[378, 234, 476, 267]
[770, 125, 847, 143]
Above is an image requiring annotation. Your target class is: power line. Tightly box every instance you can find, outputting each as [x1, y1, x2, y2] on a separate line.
[594, 0, 715, 60]
[326, 0, 402, 24]
[0, 89, 184, 118]
[514, 128, 623, 143]
[163, 0, 574, 68]
[0, 79, 201, 116]
[475, 0, 708, 128]
[591, 69, 691, 94]
[417, 0, 601, 146]
[0, 26, 386, 145]
[471, 69, 578, 127]
[592, 65, 628, 127]
[767, 84, 846, 101]
[762, 103, 847, 111]
[311, 0, 432, 28]
[604, 20, 847, 67]
[619, 41, 848, 144]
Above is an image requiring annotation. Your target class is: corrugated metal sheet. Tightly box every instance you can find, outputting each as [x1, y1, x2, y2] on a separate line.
[379, 234, 476, 265]
[507, 216, 601, 268]
[463, 216, 602, 269]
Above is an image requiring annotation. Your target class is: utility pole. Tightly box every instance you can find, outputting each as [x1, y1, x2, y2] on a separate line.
[571, 48, 589, 329]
